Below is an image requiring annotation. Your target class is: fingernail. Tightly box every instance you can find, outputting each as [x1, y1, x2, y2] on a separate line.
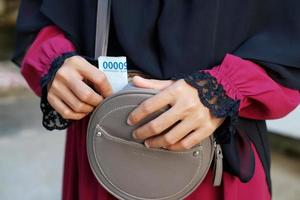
[127, 118, 133, 126]
[144, 141, 150, 148]
[132, 131, 137, 139]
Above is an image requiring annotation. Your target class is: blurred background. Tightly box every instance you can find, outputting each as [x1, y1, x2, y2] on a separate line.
[0, 1, 299, 199]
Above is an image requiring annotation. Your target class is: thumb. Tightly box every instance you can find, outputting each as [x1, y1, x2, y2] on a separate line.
[132, 76, 174, 90]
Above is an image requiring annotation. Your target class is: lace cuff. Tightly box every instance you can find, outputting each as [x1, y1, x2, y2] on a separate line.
[40, 52, 77, 130]
[171, 71, 240, 144]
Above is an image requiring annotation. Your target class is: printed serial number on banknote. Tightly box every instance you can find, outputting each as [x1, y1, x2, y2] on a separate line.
[98, 56, 128, 93]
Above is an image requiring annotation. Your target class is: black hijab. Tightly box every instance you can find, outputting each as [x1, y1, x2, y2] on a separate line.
[13, 0, 300, 192]
[13, 0, 300, 89]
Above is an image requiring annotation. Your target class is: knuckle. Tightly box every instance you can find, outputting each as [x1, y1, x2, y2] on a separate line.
[148, 121, 158, 133]
[186, 99, 198, 109]
[140, 101, 152, 113]
[168, 87, 180, 98]
[180, 141, 193, 150]
[181, 106, 193, 116]
[49, 80, 58, 91]
[173, 81, 184, 93]
[96, 96, 104, 105]
[163, 134, 176, 145]
[47, 93, 54, 103]
[206, 121, 216, 132]
[172, 105, 185, 118]
[183, 102, 198, 115]
[94, 77, 103, 86]
[81, 90, 93, 102]
[194, 111, 205, 121]
[86, 105, 94, 112]
[178, 79, 187, 85]
[95, 73, 107, 84]
[64, 55, 80, 64]
[56, 67, 67, 78]
[61, 109, 71, 119]
[74, 102, 84, 112]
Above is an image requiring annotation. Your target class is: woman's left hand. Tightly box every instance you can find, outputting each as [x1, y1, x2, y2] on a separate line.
[127, 76, 225, 151]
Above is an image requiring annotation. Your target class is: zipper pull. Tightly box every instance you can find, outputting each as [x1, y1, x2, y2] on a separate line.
[213, 142, 223, 186]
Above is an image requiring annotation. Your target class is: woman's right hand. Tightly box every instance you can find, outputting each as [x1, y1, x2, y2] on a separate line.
[47, 55, 113, 120]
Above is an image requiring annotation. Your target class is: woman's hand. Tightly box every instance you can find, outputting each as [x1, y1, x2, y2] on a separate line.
[47, 55, 113, 120]
[127, 76, 225, 151]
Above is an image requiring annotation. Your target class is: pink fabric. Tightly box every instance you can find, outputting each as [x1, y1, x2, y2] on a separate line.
[20, 25, 300, 200]
[207, 54, 300, 119]
[21, 25, 76, 96]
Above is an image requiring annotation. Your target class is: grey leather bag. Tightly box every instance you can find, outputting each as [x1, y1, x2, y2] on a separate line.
[87, 85, 223, 200]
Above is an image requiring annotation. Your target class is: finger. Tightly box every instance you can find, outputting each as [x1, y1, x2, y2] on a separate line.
[167, 128, 212, 151]
[144, 117, 197, 148]
[132, 76, 173, 90]
[47, 93, 87, 120]
[133, 105, 183, 140]
[51, 81, 94, 113]
[127, 89, 174, 125]
[75, 59, 113, 97]
[67, 78, 104, 107]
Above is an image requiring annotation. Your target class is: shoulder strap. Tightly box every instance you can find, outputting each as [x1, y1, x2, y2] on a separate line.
[95, 0, 112, 58]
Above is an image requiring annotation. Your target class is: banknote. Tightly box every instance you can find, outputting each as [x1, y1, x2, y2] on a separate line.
[98, 56, 128, 93]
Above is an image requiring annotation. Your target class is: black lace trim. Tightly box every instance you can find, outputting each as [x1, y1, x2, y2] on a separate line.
[171, 71, 240, 144]
[40, 52, 77, 130]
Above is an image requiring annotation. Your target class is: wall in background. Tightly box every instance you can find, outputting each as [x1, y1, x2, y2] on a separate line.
[0, 0, 19, 27]
[267, 107, 300, 139]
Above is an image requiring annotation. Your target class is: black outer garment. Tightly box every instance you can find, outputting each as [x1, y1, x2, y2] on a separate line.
[13, 0, 300, 194]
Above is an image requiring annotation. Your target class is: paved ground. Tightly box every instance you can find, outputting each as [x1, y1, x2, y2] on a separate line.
[0, 62, 299, 200]
[271, 151, 300, 200]
[0, 61, 28, 96]
[0, 93, 65, 200]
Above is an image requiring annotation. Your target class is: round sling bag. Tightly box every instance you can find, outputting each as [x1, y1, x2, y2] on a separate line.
[87, 85, 223, 200]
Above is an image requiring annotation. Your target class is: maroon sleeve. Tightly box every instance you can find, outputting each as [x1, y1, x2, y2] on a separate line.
[21, 25, 76, 96]
[206, 54, 300, 119]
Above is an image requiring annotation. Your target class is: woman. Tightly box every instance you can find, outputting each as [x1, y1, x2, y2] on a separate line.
[13, 0, 300, 199]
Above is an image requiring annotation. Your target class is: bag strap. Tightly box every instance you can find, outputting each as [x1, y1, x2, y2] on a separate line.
[95, 0, 112, 58]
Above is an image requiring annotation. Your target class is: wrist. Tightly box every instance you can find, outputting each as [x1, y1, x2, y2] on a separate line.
[40, 51, 77, 89]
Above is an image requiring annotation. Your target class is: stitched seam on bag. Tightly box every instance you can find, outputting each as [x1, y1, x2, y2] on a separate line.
[96, 128, 205, 200]
[99, 126, 196, 155]
[98, 105, 202, 155]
